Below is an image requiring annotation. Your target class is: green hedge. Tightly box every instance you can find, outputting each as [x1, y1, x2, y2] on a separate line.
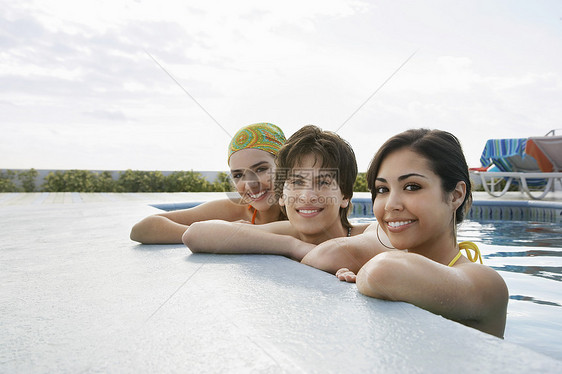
[0, 169, 234, 193]
[0, 169, 38, 192]
[0, 170, 17, 192]
[1, 169, 374, 193]
[353, 172, 368, 192]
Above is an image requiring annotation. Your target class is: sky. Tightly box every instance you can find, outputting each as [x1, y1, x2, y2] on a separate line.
[1, 0, 561, 172]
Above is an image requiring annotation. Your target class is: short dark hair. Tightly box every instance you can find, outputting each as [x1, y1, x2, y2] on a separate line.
[275, 125, 358, 229]
[366, 128, 472, 223]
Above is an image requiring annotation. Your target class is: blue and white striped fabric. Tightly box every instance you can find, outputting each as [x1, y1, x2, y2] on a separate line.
[479, 137, 545, 186]
[479, 138, 544, 172]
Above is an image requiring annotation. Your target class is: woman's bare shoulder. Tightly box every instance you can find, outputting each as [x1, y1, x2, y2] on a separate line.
[457, 261, 508, 293]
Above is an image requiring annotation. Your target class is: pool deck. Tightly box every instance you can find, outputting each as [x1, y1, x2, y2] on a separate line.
[1, 192, 561, 373]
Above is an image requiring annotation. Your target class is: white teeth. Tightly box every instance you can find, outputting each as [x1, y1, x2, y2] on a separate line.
[299, 209, 319, 214]
[249, 191, 266, 199]
[387, 220, 413, 228]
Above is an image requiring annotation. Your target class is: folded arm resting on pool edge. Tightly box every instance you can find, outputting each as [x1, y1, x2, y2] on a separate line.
[131, 199, 254, 244]
[355, 250, 509, 338]
[183, 220, 378, 274]
[301, 222, 385, 274]
[182, 220, 315, 260]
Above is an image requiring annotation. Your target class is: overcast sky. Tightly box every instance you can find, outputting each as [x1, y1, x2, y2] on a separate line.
[1, 0, 561, 172]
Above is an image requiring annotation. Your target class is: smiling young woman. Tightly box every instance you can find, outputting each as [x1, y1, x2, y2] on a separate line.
[129, 123, 286, 244]
[227, 147, 279, 221]
[371, 147, 463, 258]
[333, 129, 508, 338]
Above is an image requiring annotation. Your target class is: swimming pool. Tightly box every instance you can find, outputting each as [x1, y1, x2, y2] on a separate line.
[349, 216, 562, 361]
[349, 199, 562, 362]
[154, 198, 562, 362]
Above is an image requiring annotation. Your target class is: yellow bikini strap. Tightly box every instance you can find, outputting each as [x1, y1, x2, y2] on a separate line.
[447, 251, 462, 267]
[448, 241, 483, 267]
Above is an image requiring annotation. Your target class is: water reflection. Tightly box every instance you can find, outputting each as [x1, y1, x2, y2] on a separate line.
[486, 250, 562, 257]
[509, 295, 562, 307]
[459, 220, 562, 248]
[490, 265, 562, 282]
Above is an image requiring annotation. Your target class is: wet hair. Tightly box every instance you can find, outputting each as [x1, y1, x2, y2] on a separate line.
[366, 128, 472, 224]
[275, 125, 358, 230]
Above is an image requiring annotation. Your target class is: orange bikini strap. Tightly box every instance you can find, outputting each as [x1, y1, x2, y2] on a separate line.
[248, 205, 258, 224]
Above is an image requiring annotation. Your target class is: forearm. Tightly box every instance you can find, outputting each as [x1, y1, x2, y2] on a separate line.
[301, 238, 352, 274]
[302, 235, 381, 274]
[183, 221, 302, 259]
[356, 250, 508, 338]
[130, 216, 188, 244]
[357, 252, 478, 316]
[356, 252, 446, 302]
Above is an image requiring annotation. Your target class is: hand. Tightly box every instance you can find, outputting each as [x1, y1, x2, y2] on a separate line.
[336, 268, 357, 283]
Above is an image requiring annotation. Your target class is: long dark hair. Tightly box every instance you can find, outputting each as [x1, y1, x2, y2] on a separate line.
[366, 128, 472, 223]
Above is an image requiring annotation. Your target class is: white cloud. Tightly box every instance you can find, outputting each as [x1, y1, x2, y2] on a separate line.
[1, 0, 562, 171]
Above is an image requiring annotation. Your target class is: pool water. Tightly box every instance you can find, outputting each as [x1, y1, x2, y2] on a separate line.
[350, 217, 562, 362]
[459, 220, 562, 362]
[459, 220, 562, 249]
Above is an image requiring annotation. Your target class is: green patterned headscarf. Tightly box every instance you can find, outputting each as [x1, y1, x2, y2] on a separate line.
[228, 123, 286, 162]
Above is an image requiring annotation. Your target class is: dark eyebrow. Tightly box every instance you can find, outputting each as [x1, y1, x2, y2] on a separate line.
[376, 173, 427, 183]
[315, 172, 335, 180]
[288, 170, 334, 180]
[288, 172, 306, 179]
[398, 173, 427, 181]
[230, 161, 271, 174]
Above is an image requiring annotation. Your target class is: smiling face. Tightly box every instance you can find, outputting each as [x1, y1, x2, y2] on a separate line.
[228, 148, 277, 210]
[280, 153, 349, 242]
[373, 148, 463, 255]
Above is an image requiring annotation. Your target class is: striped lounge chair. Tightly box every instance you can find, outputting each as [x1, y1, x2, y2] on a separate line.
[473, 133, 562, 200]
